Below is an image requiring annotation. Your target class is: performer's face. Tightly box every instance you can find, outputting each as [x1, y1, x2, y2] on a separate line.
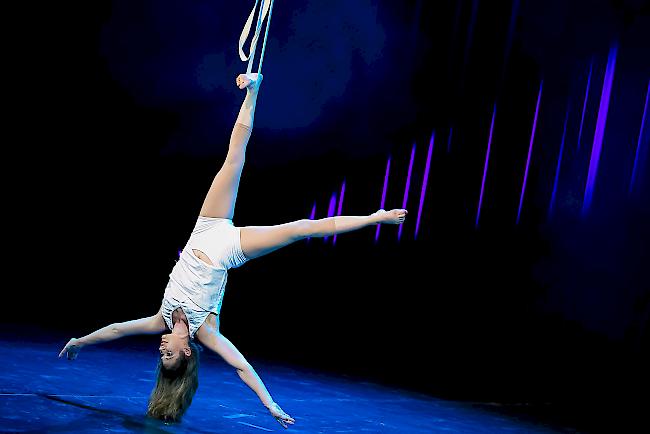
[159, 334, 190, 370]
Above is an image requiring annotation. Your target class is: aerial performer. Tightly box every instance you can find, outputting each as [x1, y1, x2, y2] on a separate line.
[59, 0, 408, 428]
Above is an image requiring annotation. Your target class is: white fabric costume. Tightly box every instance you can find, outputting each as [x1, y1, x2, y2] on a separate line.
[161, 217, 248, 338]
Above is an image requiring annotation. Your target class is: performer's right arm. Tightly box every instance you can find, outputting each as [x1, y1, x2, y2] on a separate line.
[58, 310, 166, 359]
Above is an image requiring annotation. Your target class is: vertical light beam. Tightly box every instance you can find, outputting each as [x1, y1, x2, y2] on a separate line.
[375, 157, 391, 243]
[583, 45, 618, 216]
[447, 127, 453, 153]
[324, 193, 337, 242]
[517, 81, 543, 224]
[476, 104, 497, 228]
[629, 79, 650, 195]
[549, 105, 570, 219]
[415, 133, 434, 239]
[577, 60, 594, 151]
[333, 180, 346, 245]
[398, 144, 417, 241]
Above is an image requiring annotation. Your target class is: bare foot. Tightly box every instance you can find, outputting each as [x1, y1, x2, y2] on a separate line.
[372, 209, 408, 224]
[236, 72, 263, 91]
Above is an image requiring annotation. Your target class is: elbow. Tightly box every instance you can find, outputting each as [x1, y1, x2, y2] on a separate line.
[236, 362, 254, 374]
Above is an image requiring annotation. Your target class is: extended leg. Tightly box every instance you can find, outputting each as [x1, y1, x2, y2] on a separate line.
[240, 209, 407, 260]
[199, 74, 262, 219]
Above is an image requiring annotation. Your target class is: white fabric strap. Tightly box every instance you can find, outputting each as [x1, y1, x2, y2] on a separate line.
[257, 0, 275, 75]
[238, 0, 274, 74]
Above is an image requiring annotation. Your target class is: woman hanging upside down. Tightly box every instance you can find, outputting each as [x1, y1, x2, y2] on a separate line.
[59, 72, 408, 428]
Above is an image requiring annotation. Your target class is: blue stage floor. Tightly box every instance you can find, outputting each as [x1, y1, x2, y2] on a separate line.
[1, 335, 580, 433]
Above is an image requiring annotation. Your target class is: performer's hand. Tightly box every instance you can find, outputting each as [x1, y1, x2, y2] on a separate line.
[236, 73, 263, 91]
[266, 401, 295, 429]
[58, 338, 83, 360]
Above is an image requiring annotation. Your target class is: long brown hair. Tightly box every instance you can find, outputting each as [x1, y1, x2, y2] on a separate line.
[147, 340, 200, 422]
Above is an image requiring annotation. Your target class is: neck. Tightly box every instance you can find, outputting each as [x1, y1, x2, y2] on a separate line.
[172, 320, 189, 340]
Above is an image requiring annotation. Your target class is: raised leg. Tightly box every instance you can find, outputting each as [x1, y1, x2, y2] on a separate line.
[199, 73, 262, 219]
[240, 209, 407, 260]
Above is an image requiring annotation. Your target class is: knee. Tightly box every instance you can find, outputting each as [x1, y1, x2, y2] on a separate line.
[292, 219, 316, 239]
[225, 153, 245, 167]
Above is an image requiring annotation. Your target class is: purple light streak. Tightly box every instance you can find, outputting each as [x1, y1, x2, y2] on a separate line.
[549, 105, 570, 219]
[577, 60, 593, 151]
[333, 180, 346, 245]
[583, 45, 618, 216]
[398, 144, 416, 241]
[324, 193, 337, 243]
[517, 81, 543, 224]
[629, 79, 649, 195]
[310, 202, 316, 220]
[447, 127, 453, 153]
[415, 133, 434, 239]
[476, 104, 496, 228]
[307, 201, 316, 243]
[375, 157, 391, 243]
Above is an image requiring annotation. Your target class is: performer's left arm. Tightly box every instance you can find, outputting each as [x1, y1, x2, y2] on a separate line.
[196, 318, 295, 428]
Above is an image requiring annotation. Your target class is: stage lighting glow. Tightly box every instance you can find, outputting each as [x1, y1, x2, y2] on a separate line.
[333, 180, 346, 245]
[629, 80, 649, 195]
[583, 45, 618, 216]
[324, 193, 336, 242]
[375, 157, 391, 243]
[415, 133, 434, 239]
[517, 81, 543, 224]
[476, 104, 496, 228]
[549, 105, 570, 219]
[398, 144, 416, 241]
[577, 60, 593, 151]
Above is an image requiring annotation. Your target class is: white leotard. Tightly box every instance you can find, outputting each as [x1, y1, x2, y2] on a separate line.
[161, 216, 248, 338]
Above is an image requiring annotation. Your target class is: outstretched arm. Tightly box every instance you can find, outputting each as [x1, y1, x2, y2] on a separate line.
[196, 320, 295, 429]
[59, 310, 167, 360]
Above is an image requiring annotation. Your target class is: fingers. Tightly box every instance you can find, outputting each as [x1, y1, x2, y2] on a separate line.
[59, 339, 71, 358]
[279, 413, 295, 424]
[275, 415, 295, 429]
[58, 347, 75, 360]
